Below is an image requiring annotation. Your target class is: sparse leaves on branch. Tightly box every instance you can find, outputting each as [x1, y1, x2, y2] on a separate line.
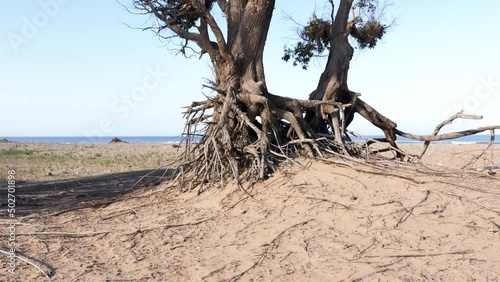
[137, 0, 216, 30]
[283, 0, 388, 69]
[282, 16, 331, 70]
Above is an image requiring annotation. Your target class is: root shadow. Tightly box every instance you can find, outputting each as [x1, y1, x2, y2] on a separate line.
[1, 169, 172, 216]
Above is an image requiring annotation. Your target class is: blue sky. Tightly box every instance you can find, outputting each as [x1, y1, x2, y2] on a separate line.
[1, 0, 499, 137]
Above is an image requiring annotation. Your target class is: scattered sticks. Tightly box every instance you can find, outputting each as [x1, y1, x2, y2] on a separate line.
[4, 231, 110, 238]
[124, 217, 213, 236]
[461, 129, 496, 169]
[395, 190, 430, 228]
[225, 219, 314, 282]
[351, 267, 392, 282]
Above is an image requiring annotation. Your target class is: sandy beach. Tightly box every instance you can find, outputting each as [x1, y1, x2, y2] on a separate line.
[0, 142, 499, 281]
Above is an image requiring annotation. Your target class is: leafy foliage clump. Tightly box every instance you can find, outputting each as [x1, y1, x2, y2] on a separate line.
[282, 17, 331, 70]
[352, 19, 386, 49]
[283, 0, 387, 69]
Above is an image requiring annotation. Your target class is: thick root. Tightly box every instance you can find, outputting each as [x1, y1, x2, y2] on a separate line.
[170, 89, 498, 190]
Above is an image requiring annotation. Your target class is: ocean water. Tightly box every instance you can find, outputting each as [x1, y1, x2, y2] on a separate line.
[0, 134, 497, 144]
[1, 136, 198, 144]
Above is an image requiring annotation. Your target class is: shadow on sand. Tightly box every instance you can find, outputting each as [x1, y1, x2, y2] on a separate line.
[1, 169, 172, 216]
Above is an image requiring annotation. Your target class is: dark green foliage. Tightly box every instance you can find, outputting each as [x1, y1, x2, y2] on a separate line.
[283, 42, 321, 70]
[282, 16, 331, 70]
[354, 0, 377, 14]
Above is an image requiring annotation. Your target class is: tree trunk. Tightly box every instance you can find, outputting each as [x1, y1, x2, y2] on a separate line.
[183, 0, 277, 186]
[229, 0, 274, 85]
[307, 0, 399, 153]
[307, 0, 355, 144]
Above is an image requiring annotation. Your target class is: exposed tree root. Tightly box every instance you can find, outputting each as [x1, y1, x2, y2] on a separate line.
[167, 85, 498, 190]
[131, 0, 498, 190]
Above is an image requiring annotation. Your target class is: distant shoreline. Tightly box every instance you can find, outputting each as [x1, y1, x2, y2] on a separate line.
[0, 136, 198, 144]
[0, 135, 497, 145]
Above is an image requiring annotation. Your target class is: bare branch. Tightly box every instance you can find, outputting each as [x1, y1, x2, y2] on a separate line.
[140, 0, 201, 42]
[191, 1, 232, 60]
[461, 129, 496, 169]
[396, 126, 500, 142]
[419, 111, 482, 158]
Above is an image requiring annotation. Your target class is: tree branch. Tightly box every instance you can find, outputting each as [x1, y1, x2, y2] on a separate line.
[419, 111, 482, 158]
[197, 18, 219, 59]
[191, 1, 232, 60]
[216, 0, 228, 14]
[395, 126, 500, 142]
[143, 0, 201, 42]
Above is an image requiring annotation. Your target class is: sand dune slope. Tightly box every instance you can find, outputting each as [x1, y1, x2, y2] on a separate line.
[6, 151, 500, 281]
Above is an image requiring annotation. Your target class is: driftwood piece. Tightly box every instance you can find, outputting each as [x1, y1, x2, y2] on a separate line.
[419, 111, 483, 158]
[395, 125, 500, 143]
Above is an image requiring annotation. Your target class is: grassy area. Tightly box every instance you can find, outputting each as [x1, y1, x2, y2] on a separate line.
[0, 143, 180, 182]
[0, 147, 35, 157]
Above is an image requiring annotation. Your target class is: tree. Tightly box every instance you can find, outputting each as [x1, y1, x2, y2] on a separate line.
[132, 0, 499, 189]
[283, 0, 395, 149]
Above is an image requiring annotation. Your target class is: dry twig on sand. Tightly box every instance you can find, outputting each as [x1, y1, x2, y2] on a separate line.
[0, 247, 55, 280]
[124, 217, 214, 236]
[218, 219, 314, 282]
[9, 231, 110, 238]
[366, 250, 474, 258]
[395, 190, 430, 228]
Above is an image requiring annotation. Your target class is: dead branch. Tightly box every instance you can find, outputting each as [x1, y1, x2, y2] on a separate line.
[302, 196, 352, 209]
[419, 111, 482, 158]
[436, 190, 500, 214]
[433, 180, 500, 195]
[348, 130, 407, 159]
[396, 125, 500, 142]
[351, 267, 392, 282]
[6, 231, 110, 237]
[0, 246, 55, 279]
[124, 217, 213, 235]
[101, 209, 137, 221]
[462, 129, 496, 169]
[351, 167, 423, 185]
[394, 190, 430, 227]
[366, 250, 473, 258]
